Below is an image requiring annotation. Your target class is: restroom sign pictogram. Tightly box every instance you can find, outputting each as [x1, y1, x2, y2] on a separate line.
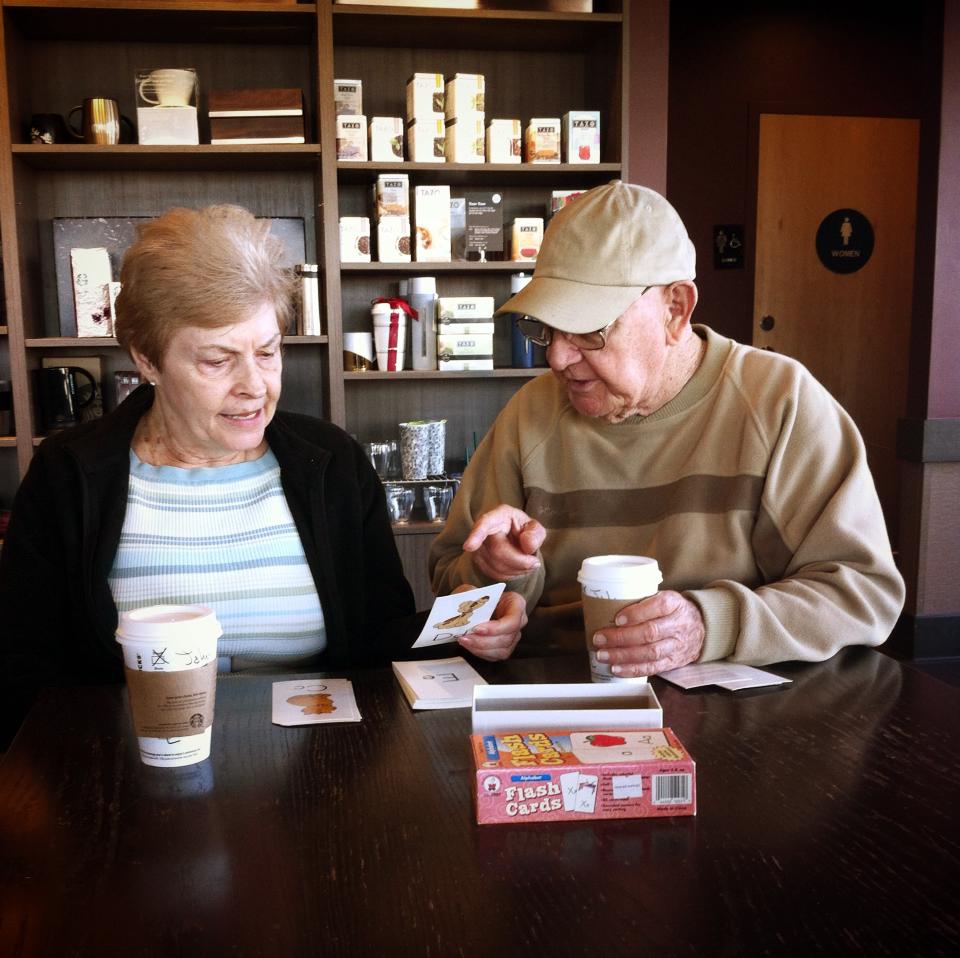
[816, 208, 874, 274]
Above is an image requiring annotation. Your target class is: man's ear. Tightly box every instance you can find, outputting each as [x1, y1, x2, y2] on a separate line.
[664, 282, 699, 344]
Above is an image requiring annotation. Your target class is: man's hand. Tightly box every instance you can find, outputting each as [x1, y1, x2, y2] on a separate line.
[462, 505, 546, 581]
[457, 588, 528, 661]
[591, 591, 705, 676]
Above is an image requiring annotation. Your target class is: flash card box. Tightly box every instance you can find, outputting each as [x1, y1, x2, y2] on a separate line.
[471, 726, 695, 825]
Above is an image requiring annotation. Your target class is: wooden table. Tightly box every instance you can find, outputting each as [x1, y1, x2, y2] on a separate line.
[1, 648, 958, 956]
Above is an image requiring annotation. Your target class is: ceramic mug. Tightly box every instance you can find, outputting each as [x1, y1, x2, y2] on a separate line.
[29, 112, 69, 144]
[67, 98, 122, 144]
[138, 68, 196, 107]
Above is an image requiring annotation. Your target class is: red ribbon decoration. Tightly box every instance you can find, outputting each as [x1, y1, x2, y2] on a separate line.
[371, 297, 418, 321]
[372, 297, 415, 371]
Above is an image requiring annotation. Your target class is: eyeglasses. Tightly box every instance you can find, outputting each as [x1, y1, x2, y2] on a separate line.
[516, 286, 652, 351]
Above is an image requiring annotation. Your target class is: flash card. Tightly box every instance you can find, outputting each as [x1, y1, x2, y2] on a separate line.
[560, 771, 581, 812]
[569, 730, 672, 764]
[411, 583, 506, 649]
[272, 678, 362, 726]
[574, 773, 599, 814]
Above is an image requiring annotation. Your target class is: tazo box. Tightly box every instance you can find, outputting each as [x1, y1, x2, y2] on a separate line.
[437, 333, 493, 360]
[369, 116, 404, 162]
[524, 117, 561, 163]
[413, 184, 452, 261]
[377, 215, 411, 263]
[445, 117, 485, 163]
[438, 296, 495, 320]
[374, 173, 410, 221]
[436, 320, 495, 335]
[511, 217, 544, 261]
[406, 72, 445, 121]
[407, 119, 446, 163]
[339, 216, 370, 263]
[486, 118, 522, 164]
[334, 78, 362, 116]
[562, 110, 601, 163]
[336, 114, 367, 161]
[472, 727, 696, 825]
[438, 357, 494, 371]
[445, 73, 485, 120]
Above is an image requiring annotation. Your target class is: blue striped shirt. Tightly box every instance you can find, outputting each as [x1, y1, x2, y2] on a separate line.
[109, 449, 326, 669]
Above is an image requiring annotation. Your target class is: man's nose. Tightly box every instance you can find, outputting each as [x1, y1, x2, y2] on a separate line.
[547, 333, 582, 370]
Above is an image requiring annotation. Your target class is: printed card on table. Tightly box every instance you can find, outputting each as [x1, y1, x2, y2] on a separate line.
[271, 678, 362, 726]
[411, 583, 506, 649]
[391, 656, 486, 709]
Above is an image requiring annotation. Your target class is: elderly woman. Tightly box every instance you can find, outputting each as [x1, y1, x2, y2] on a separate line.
[0, 205, 524, 747]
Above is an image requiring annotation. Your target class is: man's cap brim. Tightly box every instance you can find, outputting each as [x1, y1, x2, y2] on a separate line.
[495, 275, 648, 334]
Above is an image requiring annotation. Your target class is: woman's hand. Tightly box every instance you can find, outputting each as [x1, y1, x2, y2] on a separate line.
[456, 588, 528, 661]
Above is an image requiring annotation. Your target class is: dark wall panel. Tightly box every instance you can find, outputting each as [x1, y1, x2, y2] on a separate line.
[666, 2, 924, 345]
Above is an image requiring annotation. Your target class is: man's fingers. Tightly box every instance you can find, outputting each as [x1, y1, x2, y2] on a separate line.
[518, 520, 547, 555]
[463, 514, 511, 552]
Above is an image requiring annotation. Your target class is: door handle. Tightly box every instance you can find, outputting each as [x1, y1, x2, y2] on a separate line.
[760, 315, 775, 331]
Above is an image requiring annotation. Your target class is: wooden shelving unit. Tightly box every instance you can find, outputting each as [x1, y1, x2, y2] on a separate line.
[0, 1, 628, 600]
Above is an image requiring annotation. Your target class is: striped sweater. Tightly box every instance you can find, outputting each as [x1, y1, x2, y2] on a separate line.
[109, 449, 325, 668]
[430, 325, 905, 664]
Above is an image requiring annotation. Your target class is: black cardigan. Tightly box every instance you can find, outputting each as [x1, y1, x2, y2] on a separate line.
[0, 385, 417, 746]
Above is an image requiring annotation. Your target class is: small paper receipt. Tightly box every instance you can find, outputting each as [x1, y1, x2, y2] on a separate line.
[412, 583, 506, 648]
[271, 678, 362, 726]
[658, 663, 792, 692]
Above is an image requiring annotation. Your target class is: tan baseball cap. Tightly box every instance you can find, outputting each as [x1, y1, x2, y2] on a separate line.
[496, 180, 696, 333]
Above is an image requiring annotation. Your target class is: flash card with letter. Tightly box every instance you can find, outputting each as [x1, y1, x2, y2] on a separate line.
[271, 678, 362, 726]
[412, 583, 506, 649]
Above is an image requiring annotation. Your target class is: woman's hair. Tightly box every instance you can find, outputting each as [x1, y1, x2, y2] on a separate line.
[114, 205, 298, 368]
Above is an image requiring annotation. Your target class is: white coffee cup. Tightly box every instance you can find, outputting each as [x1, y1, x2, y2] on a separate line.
[372, 302, 407, 371]
[116, 605, 222, 767]
[578, 555, 663, 683]
[138, 68, 196, 107]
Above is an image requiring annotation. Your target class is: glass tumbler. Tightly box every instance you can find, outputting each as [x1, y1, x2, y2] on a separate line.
[424, 484, 454, 523]
[384, 483, 416, 524]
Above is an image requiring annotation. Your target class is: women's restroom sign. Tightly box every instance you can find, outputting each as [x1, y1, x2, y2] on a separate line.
[816, 208, 874, 274]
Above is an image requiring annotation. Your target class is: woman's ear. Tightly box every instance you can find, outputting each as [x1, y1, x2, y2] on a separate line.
[129, 346, 160, 386]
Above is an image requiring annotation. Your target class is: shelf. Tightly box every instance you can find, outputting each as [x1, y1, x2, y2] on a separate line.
[0, 437, 17, 448]
[344, 368, 545, 380]
[337, 161, 620, 186]
[12, 144, 321, 173]
[341, 260, 537, 273]
[332, 5, 621, 52]
[26, 335, 328, 347]
[25, 338, 119, 348]
[392, 518, 445, 535]
[3, 1, 316, 44]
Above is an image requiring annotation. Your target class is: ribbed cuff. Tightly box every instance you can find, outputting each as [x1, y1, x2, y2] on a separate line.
[684, 587, 739, 662]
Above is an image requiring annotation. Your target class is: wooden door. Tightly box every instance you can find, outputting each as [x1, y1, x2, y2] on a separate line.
[753, 114, 919, 538]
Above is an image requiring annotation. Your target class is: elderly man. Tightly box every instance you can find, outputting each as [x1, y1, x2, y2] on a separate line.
[430, 180, 904, 676]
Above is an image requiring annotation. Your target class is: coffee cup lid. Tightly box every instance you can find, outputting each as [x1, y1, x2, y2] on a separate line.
[577, 555, 662, 588]
[116, 604, 222, 644]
